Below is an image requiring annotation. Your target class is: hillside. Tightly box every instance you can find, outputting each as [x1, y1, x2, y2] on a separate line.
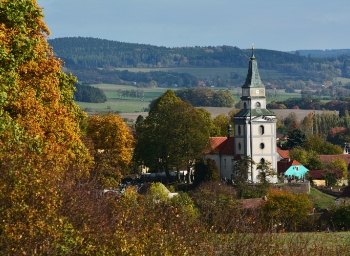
[48, 37, 350, 85]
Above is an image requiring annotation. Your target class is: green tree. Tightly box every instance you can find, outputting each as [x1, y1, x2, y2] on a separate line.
[232, 156, 255, 198]
[327, 158, 348, 179]
[289, 148, 308, 166]
[194, 157, 220, 184]
[322, 171, 338, 187]
[306, 150, 324, 170]
[213, 114, 233, 137]
[332, 203, 350, 230]
[287, 128, 306, 149]
[134, 90, 210, 183]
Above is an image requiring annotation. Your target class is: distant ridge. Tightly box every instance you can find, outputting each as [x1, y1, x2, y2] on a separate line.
[288, 49, 350, 58]
[48, 37, 350, 84]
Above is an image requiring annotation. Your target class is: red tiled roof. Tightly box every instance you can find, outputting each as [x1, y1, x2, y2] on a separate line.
[291, 160, 302, 166]
[241, 198, 266, 209]
[277, 148, 290, 159]
[320, 154, 350, 165]
[308, 170, 343, 179]
[277, 159, 302, 174]
[204, 137, 234, 155]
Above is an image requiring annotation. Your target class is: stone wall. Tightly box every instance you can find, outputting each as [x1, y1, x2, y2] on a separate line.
[272, 182, 310, 194]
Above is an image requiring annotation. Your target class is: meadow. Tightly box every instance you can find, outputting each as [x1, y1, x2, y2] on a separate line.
[75, 83, 301, 115]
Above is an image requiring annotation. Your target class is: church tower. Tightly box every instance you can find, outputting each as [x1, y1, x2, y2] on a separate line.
[233, 46, 278, 183]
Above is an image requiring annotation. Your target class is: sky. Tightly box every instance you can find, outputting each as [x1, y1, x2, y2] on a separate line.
[37, 0, 350, 52]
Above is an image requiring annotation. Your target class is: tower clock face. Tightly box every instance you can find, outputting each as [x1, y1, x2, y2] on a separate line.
[256, 89, 260, 94]
[243, 89, 248, 96]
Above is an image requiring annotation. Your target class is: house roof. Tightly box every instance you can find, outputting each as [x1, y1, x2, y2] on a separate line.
[277, 148, 290, 159]
[308, 170, 343, 179]
[290, 160, 302, 166]
[319, 154, 350, 166]
[277, 159, 304, 175]
[241, 197, 266, 209]
[204, 137, 234, 155]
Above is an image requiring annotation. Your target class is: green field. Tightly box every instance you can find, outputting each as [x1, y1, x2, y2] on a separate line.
[113, 67, 283, 81]
[75, 84, 301, 113]
[334, 76, 350, 85]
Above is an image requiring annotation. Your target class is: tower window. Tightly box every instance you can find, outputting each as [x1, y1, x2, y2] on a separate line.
[256, 102, 261, 108]
[259, 125, 264, 135]
[238, 143, 241, 150]
[260, 143, 265, 149]
[244, 102, 247, 109]
[260, 158, 265, 164]
[238, 125, 241, 135]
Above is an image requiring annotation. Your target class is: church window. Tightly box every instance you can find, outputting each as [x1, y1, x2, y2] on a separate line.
[238, 143, 241, 150]
[260, 158, 265, 164]
[260, 143, 265, 149]
[259, 125, 264, 135]
[256, 102, 261, 108]
[238, 125, 241, 135]
[244, 102, 247, 109]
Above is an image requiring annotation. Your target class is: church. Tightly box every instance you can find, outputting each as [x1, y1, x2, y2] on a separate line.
[205, 46, 278, 183]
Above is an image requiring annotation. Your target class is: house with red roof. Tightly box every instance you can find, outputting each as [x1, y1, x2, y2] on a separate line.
[308, 170, 345, 186]
[204, 136, 235, 181]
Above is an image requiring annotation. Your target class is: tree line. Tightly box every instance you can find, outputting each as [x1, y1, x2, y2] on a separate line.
[73, 83, 107, 103]
[175, 88, 235, 107]
[68, 68, 198, 87]
[268, 96, 350, 111]
[49, 37, 350, 85]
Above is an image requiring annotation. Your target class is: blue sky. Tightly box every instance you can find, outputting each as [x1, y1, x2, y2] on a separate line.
[37, 0, 350, 52]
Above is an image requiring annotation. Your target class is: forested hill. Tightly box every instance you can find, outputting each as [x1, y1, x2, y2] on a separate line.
[49, 37, 304, 69]
[48, 37, 350, 84]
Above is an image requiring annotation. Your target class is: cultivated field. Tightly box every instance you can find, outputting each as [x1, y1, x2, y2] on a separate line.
[75, 83, 303, 118]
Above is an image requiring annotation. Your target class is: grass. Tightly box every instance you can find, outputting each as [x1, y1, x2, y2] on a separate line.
[75, 84, 302, 113]
[334, 76, 350, 85]
[308, 188, 336, 209]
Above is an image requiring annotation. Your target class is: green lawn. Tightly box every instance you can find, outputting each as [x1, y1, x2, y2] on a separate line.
[308, 188, 336, 209]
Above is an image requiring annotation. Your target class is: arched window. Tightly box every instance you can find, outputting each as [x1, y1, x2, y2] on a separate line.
[260, 158, 265, 164]
[259, 125, 264, 135]
[238, 125, 241, 135]
[260, 143, 265, 149]
[238, 143, 241, 150]
[256, 102, 261, 108]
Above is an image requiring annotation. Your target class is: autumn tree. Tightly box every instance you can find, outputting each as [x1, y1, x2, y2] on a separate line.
[261, 189, 312, 231]
[86, 113, 134, 187]
[0, 0, 90, 253]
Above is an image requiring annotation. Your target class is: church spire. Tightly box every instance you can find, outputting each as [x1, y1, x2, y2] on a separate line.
[242, 43, 264, 89]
